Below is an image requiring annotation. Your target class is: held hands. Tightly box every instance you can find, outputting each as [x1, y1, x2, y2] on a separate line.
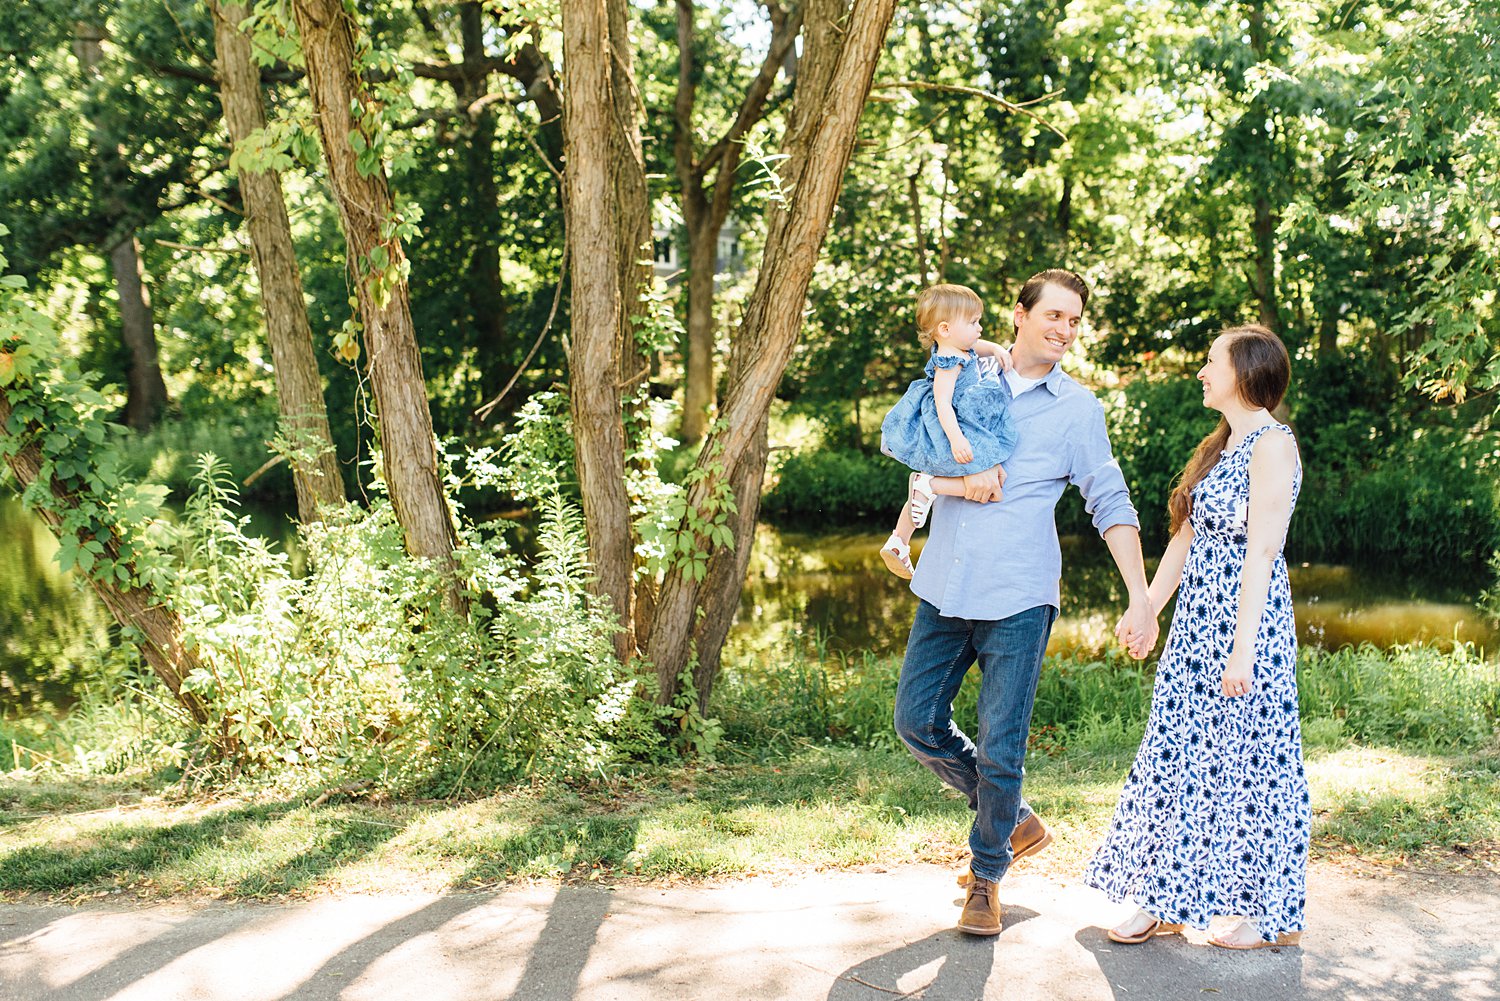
[1114, 600, 1159, 660]
[961, 465, 1005, 503]
[1221, 648, 1254, 698]
[950, 434, 975, 465]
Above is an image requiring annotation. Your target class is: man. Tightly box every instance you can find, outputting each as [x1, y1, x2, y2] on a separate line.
[889, 269, 1158, 936]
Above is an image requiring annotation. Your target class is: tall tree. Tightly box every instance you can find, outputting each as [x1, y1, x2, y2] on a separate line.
[671, 0, 801, 444]
[74, 21, 170, 431]
[646, 0, 898, 707]
[289, 0, 461, 598]
[208, 0, 345, 522]
[560, 0, 653, 663]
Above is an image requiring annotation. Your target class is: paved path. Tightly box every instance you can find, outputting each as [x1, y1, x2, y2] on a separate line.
[1, 864, 1496, 1001]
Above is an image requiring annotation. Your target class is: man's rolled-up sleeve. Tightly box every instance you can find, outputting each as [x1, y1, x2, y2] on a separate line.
[1070, 403, 1139, 535]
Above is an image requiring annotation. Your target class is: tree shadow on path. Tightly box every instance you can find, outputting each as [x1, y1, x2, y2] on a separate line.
[1075, 924, 1307, 1001]
[826, 907, 1037, 1001]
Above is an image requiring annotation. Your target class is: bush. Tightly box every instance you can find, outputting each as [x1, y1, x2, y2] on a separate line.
[1298, 643, 1500, 749]
[716, 640, 1499, 756]
[7, 453, 665, 789]
[1291, 427, 1500, 568]
[761, 447, 909, 526]
[119, 407, 293, 505]
[170, 456, 665, 788]
[1104, 375, 1220, 548]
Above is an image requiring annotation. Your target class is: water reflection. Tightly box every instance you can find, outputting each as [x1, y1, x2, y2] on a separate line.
[727, 526, 1498, 662]
[0, 496, 302, 716]
[0, 497, 113, 715]
[3, 497, 1494, 716]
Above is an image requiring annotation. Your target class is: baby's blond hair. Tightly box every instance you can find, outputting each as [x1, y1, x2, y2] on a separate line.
[916, 283, 983, 350]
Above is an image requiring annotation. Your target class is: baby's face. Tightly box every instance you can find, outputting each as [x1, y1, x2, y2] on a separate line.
[940, 312, 983, 351]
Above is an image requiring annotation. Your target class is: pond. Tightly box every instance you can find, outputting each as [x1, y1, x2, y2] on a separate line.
[723, 526, 1499, 664]
[2, 496, 1495, 716]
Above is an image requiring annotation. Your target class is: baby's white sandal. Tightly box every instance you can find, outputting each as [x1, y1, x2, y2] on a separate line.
[879, 533, 914, 579]
[908, 472, 937, 529]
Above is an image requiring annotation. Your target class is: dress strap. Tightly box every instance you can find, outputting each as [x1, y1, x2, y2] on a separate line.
[1239, 422, 1293, 452]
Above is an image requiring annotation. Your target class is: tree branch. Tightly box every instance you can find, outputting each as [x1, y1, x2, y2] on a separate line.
[698, 4, 805, 177]
[872, 80, 1068, 139]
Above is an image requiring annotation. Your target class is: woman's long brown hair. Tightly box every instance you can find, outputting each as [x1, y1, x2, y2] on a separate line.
[1166, 325, 1291, 535]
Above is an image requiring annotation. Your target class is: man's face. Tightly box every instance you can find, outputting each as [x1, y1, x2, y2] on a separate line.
[1012, 284, 1085, 367]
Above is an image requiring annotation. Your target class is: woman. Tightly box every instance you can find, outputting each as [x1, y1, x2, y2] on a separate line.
[1085, 324, 1308, 950]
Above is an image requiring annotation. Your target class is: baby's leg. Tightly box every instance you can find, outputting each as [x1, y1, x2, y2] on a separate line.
[892, 499, 917, 543]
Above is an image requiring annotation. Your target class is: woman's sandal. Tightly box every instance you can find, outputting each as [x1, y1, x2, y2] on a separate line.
[1106, 915, 1185, 945]
[1208, 921, 1302, 950]
[908, 472, 937, 528]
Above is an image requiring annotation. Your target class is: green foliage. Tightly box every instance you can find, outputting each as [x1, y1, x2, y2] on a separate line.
[656, 423, 738, 582]
[715, 639, 1499, 758]
[148, 452, 663, 786]
[1292, 426, 1500, 569]
[1298, 644, 1500, 750]
[1104, 375, 1219, 547]
[1343, 0, 1500, 401]
[0, 230, 175, 596]
[1482, 551, 1500, 626]
[761, 447, 909, 527]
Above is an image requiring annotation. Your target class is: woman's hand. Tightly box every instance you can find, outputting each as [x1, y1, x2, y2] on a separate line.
[950, 434, 974, 464]
[1221, 648, 1254, 698]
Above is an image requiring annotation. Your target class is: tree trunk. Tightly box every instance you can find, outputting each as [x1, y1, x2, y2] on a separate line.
[1252, 194, 1280, 332]
[1057, 174, 1074, 260]
[673, 0, 801, 446]
[289, 0, 462, 601]
[0, 395, 207, 724]
[1246, 1, 1280, 333]
[457, 2, 509, 394]
[209, 0, 345, 522]
[680, 222, 717, 444]
[74, 23, 169, 432]
[561, 0, 638, 663]
[908, 169, 930, 286]
[647, 0, 897, 710]
[110, 235, 169, 431]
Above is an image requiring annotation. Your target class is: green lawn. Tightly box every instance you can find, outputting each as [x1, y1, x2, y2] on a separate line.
[2, 740, 1494, 902]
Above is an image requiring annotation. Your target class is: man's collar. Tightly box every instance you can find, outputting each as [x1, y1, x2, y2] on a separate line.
[1040, 363, 1067, 395]
[1010, 362, 1067, 395]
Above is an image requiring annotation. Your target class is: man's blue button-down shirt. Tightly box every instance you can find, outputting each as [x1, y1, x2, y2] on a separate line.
[885, 360, 1139, 622]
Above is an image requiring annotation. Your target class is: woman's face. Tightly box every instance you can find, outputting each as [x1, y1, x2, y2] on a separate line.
[1197, 335, 1240, 412]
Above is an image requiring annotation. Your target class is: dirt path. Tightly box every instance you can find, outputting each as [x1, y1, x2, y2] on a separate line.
[2, 863, 1496, 1001]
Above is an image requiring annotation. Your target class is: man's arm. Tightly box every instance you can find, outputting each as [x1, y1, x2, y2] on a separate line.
[1105, 524, 1158, 658]
[1069, 402, 1155, 658]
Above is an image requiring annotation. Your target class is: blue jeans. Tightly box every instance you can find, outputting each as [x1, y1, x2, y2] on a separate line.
[893, 600, 1057, 884]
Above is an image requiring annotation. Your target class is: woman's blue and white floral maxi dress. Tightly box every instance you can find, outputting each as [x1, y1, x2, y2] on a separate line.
[1085, 423, 1308, 942]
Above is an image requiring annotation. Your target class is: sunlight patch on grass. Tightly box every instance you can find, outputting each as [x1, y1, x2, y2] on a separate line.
[0, 741, 1494, 901]
[1307, 744, 1500, 868]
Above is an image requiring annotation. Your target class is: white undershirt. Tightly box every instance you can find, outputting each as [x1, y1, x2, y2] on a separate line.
[1004, 368, 1044, 397]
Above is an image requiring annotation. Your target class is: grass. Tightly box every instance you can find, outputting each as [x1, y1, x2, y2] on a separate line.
[2, 640, 1496, 902]
[1, 738, 1495, 903]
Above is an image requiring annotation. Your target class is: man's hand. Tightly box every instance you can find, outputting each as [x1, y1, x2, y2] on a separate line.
[962, 465, 1006, 503]
[1114, 599, 1159, 660]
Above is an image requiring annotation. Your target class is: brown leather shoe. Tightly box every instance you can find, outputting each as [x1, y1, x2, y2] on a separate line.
[1011, 813, 1054, 860]
[957, 814, 1055, 886]
[957, 875, 1002, 935]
